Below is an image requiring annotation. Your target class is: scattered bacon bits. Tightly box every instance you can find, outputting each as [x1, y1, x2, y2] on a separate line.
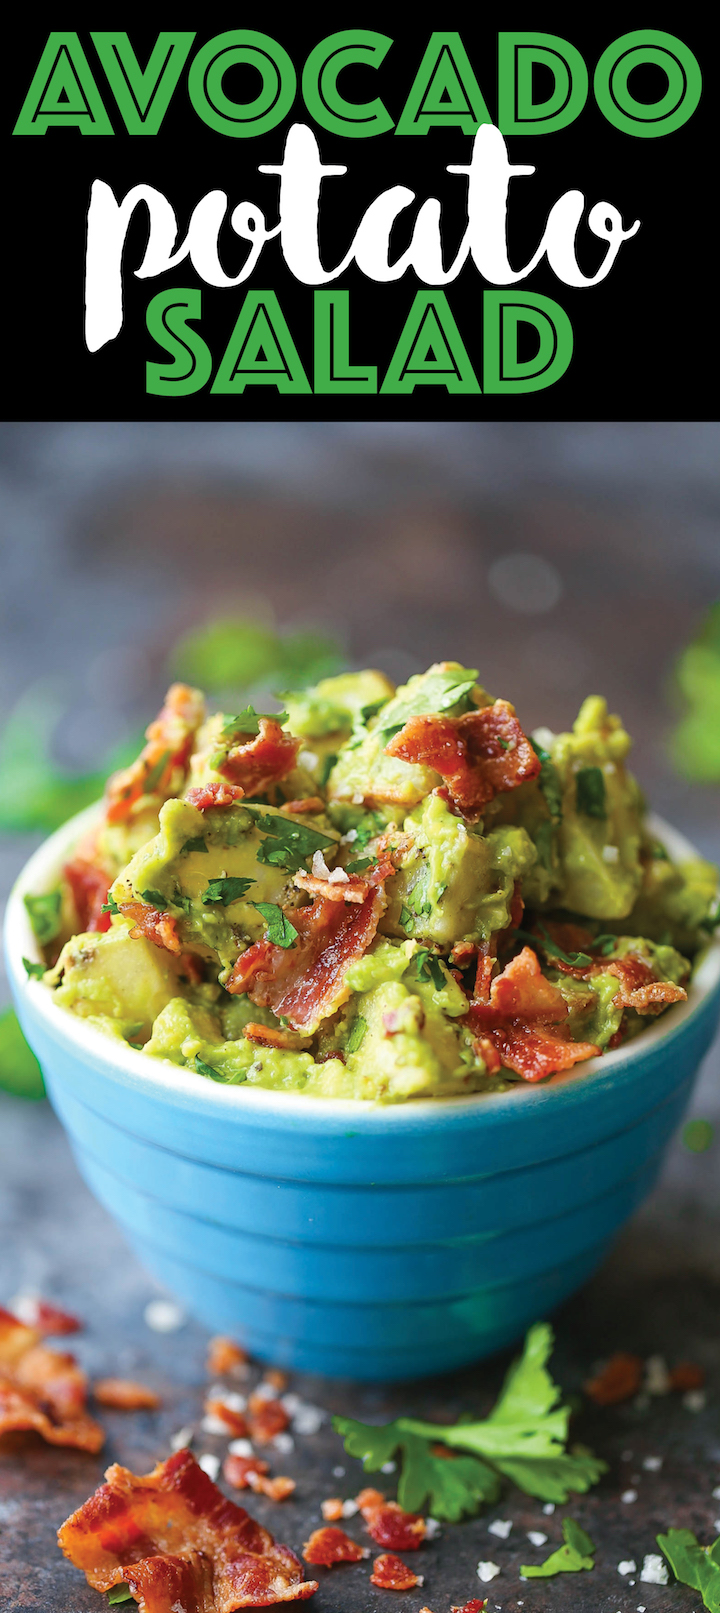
[670, 1362, 705, 1391]
[119, 901, 182, 955]
[10, 1296, 82, 1336]
[63, 858, 112, 933]
[0, 1306, 104, 1452]
[385, 699, 540, 819]
[206, 1336, 248, 1376]
[584, 1353, 644, 1405]
[321, 1499, 344, 1522]
[106, 684, 206, 824]
[264, 1369, 288, 1392]
[254, 1476, 297, 1503]
[603, 953, 687, 1014]
[93, 1379, 161, 1411]
[216, 719, 301, 796]
[247, 1392, 291, 1445]
[243, 1023, 311, 1052]
[205, 1396, 248, 1437]
[303, 1526, 368, 1566]
[283, 798, 325, 815]
[57, 1447, 318, 1605]
[224, 1454, 270, 1489]
[356, 1489, 426, 1551]
[186, 781, 246, 810]
[465, 947, 600, 1082]
[370, 1552, 423, 1590]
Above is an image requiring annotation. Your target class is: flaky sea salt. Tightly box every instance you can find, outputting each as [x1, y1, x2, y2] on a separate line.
[273, 1432, 295, 1454]
[292, 1404, 324, 1435]
[526, 1532, 547, 1547]
[477, 1562, 501, 1583]
[332, 1465, 345, 1477]
[425, 1518, 442, 1540]
[642, 1455, 662, 1471]
[228, 1438, 253, 1457]
[683, 1389, 706, 1411]
[169, 1426, 194, 1452]
[644, 1355, 671, 1396]
[542, 1502, 555, 1515]
[621, 1489, 638, 1503]
[144, 1299, 185, 1332]
[640, 1554, 669, 1585]
[341, 1499, 359, 1518]
[488, 1520, 512, 1539]
[381, 1460, 397, 1474]
[202, 1414, 233, 1435]
[198, 1453, 220, 1481]
[618, 1560, 637, 1575]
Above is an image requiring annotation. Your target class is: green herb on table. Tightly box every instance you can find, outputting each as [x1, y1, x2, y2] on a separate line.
[575, 766, 606, 819]
[193, 1054, 224, 1082]
[657, 1527, 720, 1611]
[202, 877, 255, 906]
[23, 891, 62, 945]
[345, 1017, 367, 1054]
[253, 814, 334, 875]
[251, 903, 298, 948]
[334, 1323, 606, 1521]
[22, 957, 46, 980]
[521, 1517, 595, 1577]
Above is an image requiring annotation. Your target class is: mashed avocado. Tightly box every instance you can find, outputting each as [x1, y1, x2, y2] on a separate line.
[36, 667, 717, 1103]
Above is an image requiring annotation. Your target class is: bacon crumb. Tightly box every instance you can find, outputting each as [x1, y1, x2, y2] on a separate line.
[356, 1489, 426, 1551]
[385, 699, 540, 819]
[216, 719, 301, 796]
[243, 1024, 311, 1051]
[283, 798, 325, 815]
[263, 1369, 288, 1392]
[93, 1379, 160, 1410]
[120, 902, 182, 955]
[303, 1526, 368, 1566]
[451, 1601, 488, 1612]
[370, 1553, 423, 1590]
[206, 1336, 248, 1376]
[106, 684, 206, 824]
[0, 1307, 104, 1452]
[321, 1498, 344, 1522]
[10, 1296, 82, 1336]
[205, 1397, 248, 1437]
[293, 871, 368, 904]
[223, 1454, 269, 1489]
[247, 1392, 291, 1445]
[63, 858, 112, 933]
[584, 1353, 644, 1405]
[670, 1361, 705, 1391]
[186, 781, 246, 810]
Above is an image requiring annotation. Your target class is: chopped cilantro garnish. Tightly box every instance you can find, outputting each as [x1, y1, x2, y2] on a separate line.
[143, 749, 171, 794]
[193, 1054, 224, 1081]
[101, 894, 120, 915]
[352, 810, 385, 849]
[592, 933, 617, 956]
[334, 1322, 606, 1521]
[221, 706, 288, 740]
[318, 752, 338, 787]
[657, 1526, 720, 1610]
[253, 813, 334, 874]
[399, 905, 414, 935]
[521, 1518, 595, 1578]
[377, 667, 479, 738]
[202, 877, 255, 907]
[575, 766, 606, 819]
[407, 888, 432, 918]
[516, 925, 592, 969]
[140, 889, 168, 911]
[182, 835, 208, 854]
[23, 891, 62, 945]
[412, 950, 446, 991]
[107, 1583, 135, 1603]
[172, 891, 193, 916]
[534, 820, 554, 872]
[346, 856, 374, 874]
[251, 903, 298, 948]
[346, 1016, 367, 1053]
[531, 739, 563, 821]
[22, 957, 46, 980]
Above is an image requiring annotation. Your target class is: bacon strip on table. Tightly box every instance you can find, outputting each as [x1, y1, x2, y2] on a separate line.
[227, 884, 387, 1035]
[356, 1489, 426, 1551]
[63, 858, 112, 933]
[186, 783, 246, 811]
[303, 1527, 368, 1566]
[206, 1338, 248, 1377]
[246, 1392, 290, 1445]
[370, 1553, 423, 1590]
[205, 1397, 248, 1437]
[119, 902, 182, 955]
[584, 1353, 643, 1406]
[10, 1295, 82, 1335]
[465, 948, 600, 1082]
[57, 1448, 318, 1608]
[215, 721, 300, 797]
[106, 684, 206, 824]
[223, 1455, 295, 1503]
[94, 1379, 161, 1410]
[0, 1306, 104, 1452]
[385, 699, 540, 819]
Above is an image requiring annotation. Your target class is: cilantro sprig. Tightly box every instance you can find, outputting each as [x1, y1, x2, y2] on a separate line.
[575, 766, 607, 819]
[377, 667, 479, 739]
[346, 1016, 367, 1054]
[521, 1518, 595, 1578]
[193, 1054, 225, 1082]
[412, 949, 446, 991]
[202, 877, 255, 906]
[250, 903, 298, 948]
[516, 924, 592, 969]
[107, 1585, 134, 1604]
[657, 1527, 720, 1610]
[221, 707, 288, 741]
[101, 894, 120, 916]
[334, 1323, 606, 1521]
[252, 812, 334, 875]
[22, 957, 46, 980]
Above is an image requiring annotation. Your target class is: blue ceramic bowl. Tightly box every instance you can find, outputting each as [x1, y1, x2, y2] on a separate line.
[6, 806, 720, 1381]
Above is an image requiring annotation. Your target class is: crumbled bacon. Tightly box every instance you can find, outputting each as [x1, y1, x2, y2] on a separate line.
[246, 1393, 290, 1445]
[293, 872, 367, 905]
[385, 700, 540, 819]
[603, 953, 687, 1014]
[224, 1454, 269, 1490]
[216, 720, 300, 796]
[57, 1448, 318, 1606]
[93, 1379, 160, 1410]
[670, 1361, 705, 1391]
[283, 798, 325, 815]
[0, 1306, 104, 1452]
[263, 1370, 288, 1392]
[465, 947, 600, 1082]
[186, 782, 246, 810]
[120, 902, 182, 955]
[471, 1035, 502, 1076]
[180, 951, 206, 985]
[302, 1527, 368, 1566]
[227, 886, 387, 1035]
[63, 858, 112, 933]
[584, 1353, 643, 1405]
[477, 1023, 600, 1082]
[451, 1601, 488, 1612]
[370, 1553, 423, 1590]
[206, 1397, 248, 1437]
[480, 947, 569, 1024]
[10, 1295, 82, 1335]
[253, 1476, 296, 1503]
[106, 684, 206, 824]
[243, 1024, 311, 1052]
[320, 1499, 343, 1522]
[356, 1489, 425, 1552]
[207, 1337, 248, 1377]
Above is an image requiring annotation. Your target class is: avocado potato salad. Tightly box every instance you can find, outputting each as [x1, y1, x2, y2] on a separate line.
[25, 666, 718, 1103]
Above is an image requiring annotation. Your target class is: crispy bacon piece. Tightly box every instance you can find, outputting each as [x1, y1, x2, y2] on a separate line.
[10, 1295, 82, 1335]
[584, 1352, 643, 1406]
[216, 720, 300, 797]
[481, 947, 569, 1024]
[302, 1527, 368, 1566]
[479, 1023, 599, 1083]
[187, 783, 246, 811]
[370, 1553, 423, 1590]
[293, 872, 367, 905]
[57, 1448, 318, 1607]
[224, 1455, 269, 1489]
[120, 902, 182, 955]
[63, 857, 112, 933]
[0, 1306, 104, 1452]
[94, 1379, 161, 1410]
[106, 684, 206, 824]
[465, 950, 599, 1082]
[206, 1397, 248, 1437]
[227, 886, 387, 1035]
[252, 1477, 296, 1503]
[471, 1035, 502, 1076]
[263, 1370, 288, 1392]
[283, 798, 325, 815]
[243, 1024, 311, 1052]
[385, 700, 540, 819]
[670, 1361, 705, 1391]
[603, 954, 687, 1014]
[320, 1499, 343, 1522]
[356, 1490, 425, 1552]
[207, 1338, 248, 1377]
[246, 1394, 290, 1446]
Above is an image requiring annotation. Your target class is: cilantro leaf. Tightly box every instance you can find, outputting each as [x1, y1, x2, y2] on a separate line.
[346, 1016, 367, 1054]
[182, 835, 208, 854]
[318, 752, 338, 787]
[412, 950, 446, 991]
[202, 877, 255, 906]
[531, 739, 563, 821]
[140, 889, 168, 911]
[377, 667, 479, 738]
[575, 766, 606, 819]
[534, 820, 554, 872]
[193, 1054, 224, 1082]
[516, 926, 592, 969]
[23, 891, 62, 945]
[521, 1517, 595, 1577]
[101, 894, 120, 915]
[251, 903, 298, 948]
[22, 957, 46, 980]
[253, 812, 334, 875]
[352, 810, 386, 849]
[657, 1527, 720, 1611]
[221, 707, 288, 740]
[399, 905, 414, 935]
[333, 1323, 606, 1521]
[346, 856, 374, 874]
[592, 933, 617, 956]
[107, 1585, 134, 1603]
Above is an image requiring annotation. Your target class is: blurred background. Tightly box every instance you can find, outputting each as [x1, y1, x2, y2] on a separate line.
[1, 418, 720, 1075]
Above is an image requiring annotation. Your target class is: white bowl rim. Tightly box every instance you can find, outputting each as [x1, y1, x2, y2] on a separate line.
[5, 800, 720, 1127]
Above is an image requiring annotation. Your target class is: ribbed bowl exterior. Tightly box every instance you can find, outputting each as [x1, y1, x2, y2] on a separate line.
[7, 806, 720, 1379]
